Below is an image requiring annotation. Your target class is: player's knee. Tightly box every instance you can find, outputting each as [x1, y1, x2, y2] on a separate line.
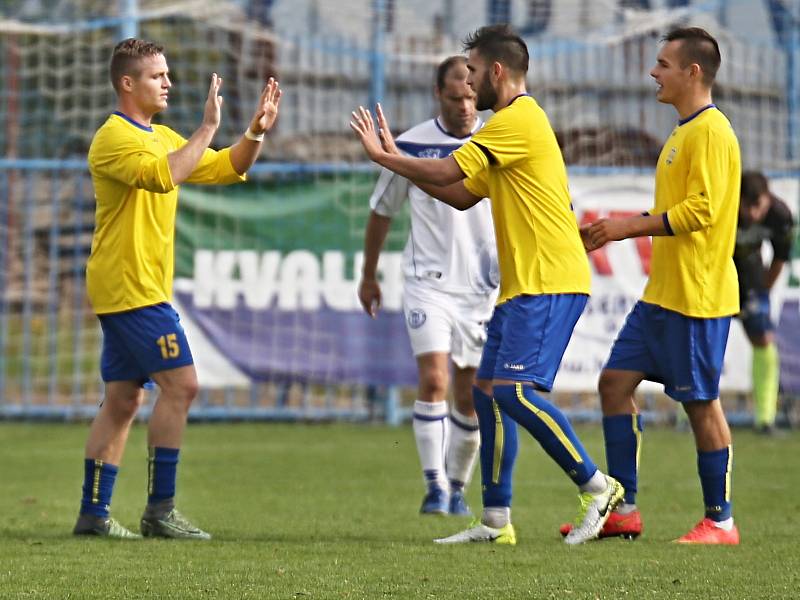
[419, 369, 448, 400]
[161, 378, 200, 410]
[598, 371, 630, 411]
[178, 378, 200, 407]
[750, 331, 773, 347]
[107, 390, 144, 420]
[598, 370, 617, 399]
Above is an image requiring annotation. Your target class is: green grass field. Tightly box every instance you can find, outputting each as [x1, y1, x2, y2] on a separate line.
[1, 422, 798, 599]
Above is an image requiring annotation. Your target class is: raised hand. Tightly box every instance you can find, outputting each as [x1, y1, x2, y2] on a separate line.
[350, 105, 384, 161]
[250, 77, 282, 135]
[375, 103, 400, 155]
[202, 73, 224, 130]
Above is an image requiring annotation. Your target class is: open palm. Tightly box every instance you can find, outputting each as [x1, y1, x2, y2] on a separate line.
[251, 77, 282, 134]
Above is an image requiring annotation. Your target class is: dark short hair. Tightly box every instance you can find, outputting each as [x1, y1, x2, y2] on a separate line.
[463, 24, 528, 75]
[740, 171, 769, 206]
[435, 56, 468, 90]
[663, 27, 721, 86]
[110, 38, 164, 93]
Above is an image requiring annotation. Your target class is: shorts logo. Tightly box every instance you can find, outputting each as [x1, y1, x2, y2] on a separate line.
[504, 363, 525, 371]
[407, 309, 427, 329]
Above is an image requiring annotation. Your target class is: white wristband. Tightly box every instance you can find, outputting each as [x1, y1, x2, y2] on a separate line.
[244, 128, 264, 142]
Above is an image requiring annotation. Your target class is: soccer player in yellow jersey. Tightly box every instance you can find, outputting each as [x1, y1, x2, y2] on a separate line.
[73, 39, 281, 539]
[571, 27, 741, 545]
[351, 24, 623, 545]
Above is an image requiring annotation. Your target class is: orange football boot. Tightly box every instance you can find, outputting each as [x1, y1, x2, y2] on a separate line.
[674, 518, 740, 545]
[560, 509, 643, 540]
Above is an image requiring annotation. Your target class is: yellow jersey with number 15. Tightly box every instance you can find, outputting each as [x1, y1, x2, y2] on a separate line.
[452, 95, 590, 305]
[643, 105, 740, 318]
[86, 112, 246, 315]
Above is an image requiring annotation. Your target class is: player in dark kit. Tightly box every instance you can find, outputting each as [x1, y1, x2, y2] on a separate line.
[734, 171, 795, 433]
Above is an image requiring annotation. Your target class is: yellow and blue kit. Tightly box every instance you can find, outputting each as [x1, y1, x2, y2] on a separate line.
[455, 95, 590, 306]
[87, 111, 245, 383]
[87, 111, 245, 315]
[452, 95, 600, 505]
[608, 105, 742, 402]
[645, 104, 740, 318]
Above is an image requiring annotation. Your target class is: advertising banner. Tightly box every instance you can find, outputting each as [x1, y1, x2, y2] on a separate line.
[175, 174, 800, 393]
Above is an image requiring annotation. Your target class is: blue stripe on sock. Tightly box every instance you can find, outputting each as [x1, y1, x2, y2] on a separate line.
[413, 413, 447, 422]
[80, 459, 118, 518]
[602, 414, 642, 504]
[493, 384, 597, 485]
[473, 385, 517, 508]
[449, 414, 480, 432]
[698, 446, 732, 521]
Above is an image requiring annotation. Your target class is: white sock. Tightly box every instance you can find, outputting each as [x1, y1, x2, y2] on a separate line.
[615, 503, 638, 515]
[713, 517, 734, 531]
[482, 506, 511, 528]
[412, 400, 449, 490]
[579, 470, 608, 494]
[446, 409, 480, 491]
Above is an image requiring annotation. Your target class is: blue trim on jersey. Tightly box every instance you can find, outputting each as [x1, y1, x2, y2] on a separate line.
[433, 117, 472, 140]
[678, 103, 716, 126]
[113, 111, 154, 132]
[396, 140, 463, 158]
[662, 212, 675, 235]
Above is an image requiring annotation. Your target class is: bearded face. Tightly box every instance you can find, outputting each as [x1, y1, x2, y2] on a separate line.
[474, 68, 498, 111]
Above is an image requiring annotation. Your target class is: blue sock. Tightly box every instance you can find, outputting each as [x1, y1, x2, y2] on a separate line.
[147, 447, 180, 505]
[493, 384, 597, 485]
[473, 386, 518, 508]
[602, 414, 642, 504]
[80, 459, 118, 518]
[697, 445, 733, 521]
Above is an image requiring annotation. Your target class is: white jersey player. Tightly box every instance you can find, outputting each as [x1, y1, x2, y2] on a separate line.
[358, 57, 498, 516]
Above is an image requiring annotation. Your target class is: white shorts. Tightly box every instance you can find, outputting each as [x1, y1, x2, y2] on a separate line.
[402, 281, 497, 369]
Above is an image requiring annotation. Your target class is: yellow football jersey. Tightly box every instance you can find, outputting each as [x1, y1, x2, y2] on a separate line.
[643, 105, 740, 318]
[453, 95, 590, 304]
[86, 112, 245, 314]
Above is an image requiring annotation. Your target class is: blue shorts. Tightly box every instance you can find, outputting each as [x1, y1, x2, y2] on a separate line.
[477, 294, 587, 391]
[98, 303, 194, 386]
[738, 290, 773, 338]
[605, 301, 731, 402]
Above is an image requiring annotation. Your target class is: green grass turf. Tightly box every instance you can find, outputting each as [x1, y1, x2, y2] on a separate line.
[1, 422, 798, 599]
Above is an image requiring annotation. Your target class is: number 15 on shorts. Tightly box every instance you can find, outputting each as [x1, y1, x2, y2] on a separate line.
[156, 333, 181, 359]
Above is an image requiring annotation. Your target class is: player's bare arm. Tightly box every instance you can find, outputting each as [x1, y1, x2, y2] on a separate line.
[765, 259, 785, 290]
[230, 77, 283, 174]
[167, 73, 223, 184]
[372, 103, 480, 211]
[350, 105, 464, 186]
[415, 180, 482, 211]
[358, 211, 391, 318]
[587, 213, 669, 250]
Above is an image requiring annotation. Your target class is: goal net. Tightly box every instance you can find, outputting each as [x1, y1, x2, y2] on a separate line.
[1, 0, 798, 422]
